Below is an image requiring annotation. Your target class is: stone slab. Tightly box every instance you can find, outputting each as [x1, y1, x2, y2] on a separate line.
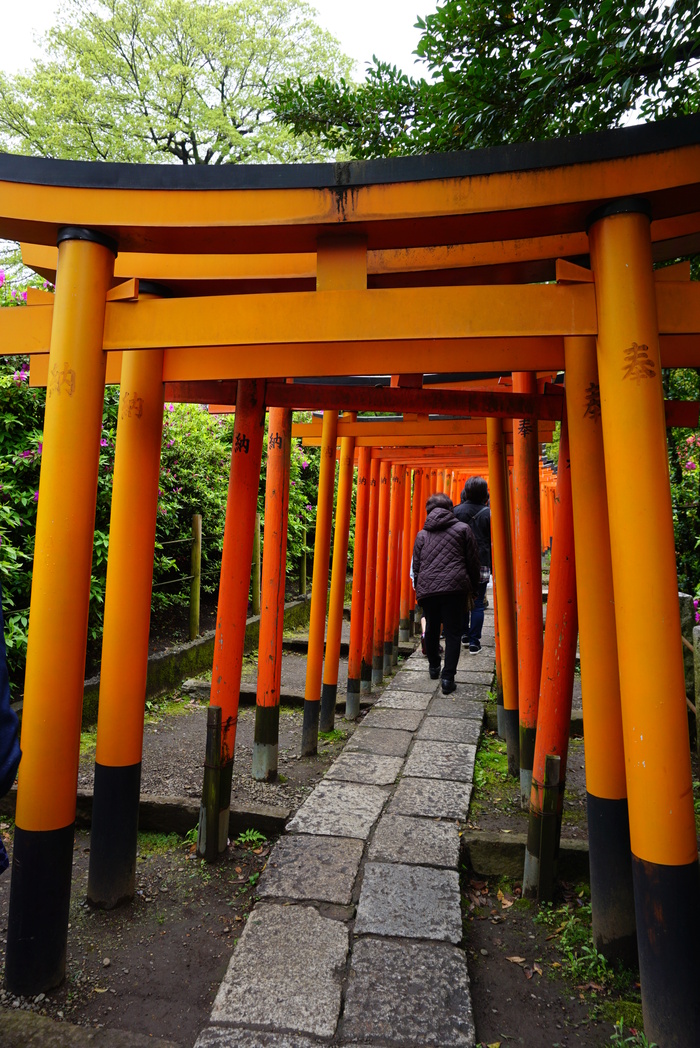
[210, 904, 348, 1037]
[346, 727, 413, 758]
[374, 690, 433, 711]
[286, 780, 389, 839]
[361, 707, 424, 732]
[367, 814, 460, 868]
[257, 834, 364, 905]
[418, 716, 482, 746]
[325, 751, 404, 787]
[355, 862, 461, 942]
[403, 740, 476, 783]
[196, 1031, 320, 1048]
[388, 778, 471, 820]
[380, 674, 436, 693]
[429, 694, 485, 719]
[453, 670, 494, 686]
[394, 659, 429, 673]
[340, 938, 475, 1047]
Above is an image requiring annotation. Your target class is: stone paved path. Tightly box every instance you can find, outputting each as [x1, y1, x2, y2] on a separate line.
[194, 613, 495, 1048]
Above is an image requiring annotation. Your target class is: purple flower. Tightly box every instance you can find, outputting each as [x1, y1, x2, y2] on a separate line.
[100, 438, 108, 447]
[686, 460, 697, 471]
[305, 503, 312, 511]
[37, 442, 42, 454]
[0, 268, 5, 287]
[290, 480, 296, 486]
[302, 460, 308, 469]
[32, 491, 39, 502]
[21, 290, 27, 302]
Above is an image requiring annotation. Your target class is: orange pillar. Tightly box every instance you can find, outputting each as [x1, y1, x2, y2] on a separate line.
[6, 229, 116, 994]
[253, 407, 292, 781]
[565, 335, 635, 965]
[487, 416, 519, 774]
[320, 413, 356, 731]
[391, 466, 405, 664]
[409, 468, 422, 634]
[361, 457, 381, 693]
[88, 332, 165, 909]
[384, 465, 402, 674]
[589, 201, 699, 1045]
[512, 373, 543, 804]
[399, 467, 413, 642]
[302, 409, 338, 754]
[373, 460, 392, 684]
[205, 378, 266, 852]
[522, 412, 578, 897]
[347, 446, 371, 717]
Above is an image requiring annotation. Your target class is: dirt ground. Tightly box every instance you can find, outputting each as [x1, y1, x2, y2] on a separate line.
[0, 644, 686, 1047]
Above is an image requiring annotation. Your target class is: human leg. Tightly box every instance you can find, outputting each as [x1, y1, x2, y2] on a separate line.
[421, 596, 442, 675]
[468, 581, 488, 650]
[440, 592, 465, 682]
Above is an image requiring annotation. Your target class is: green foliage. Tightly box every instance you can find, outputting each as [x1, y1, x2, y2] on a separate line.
[137, 831, 181, 855]
[609, 1017, 657, 1047]
[0, 0, 352, 164]
[235, 828, 267, 848]
[472, 732, 508, 792]
[664, 368, 700, 594]
[273, 0, 700, 158]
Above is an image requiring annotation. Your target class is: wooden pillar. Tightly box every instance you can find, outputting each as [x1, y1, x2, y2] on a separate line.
[201, 378, 266, 856]
[347, 446, 371, 718]
[589, 200, 700, 1046]
[564, 335, 636, 966]
[88, 332, 165, 909]
[6, 229, 116, 995]
[399, 467, 413, 642]
[522, 412, 578, 899]
[373, 460, 392, 684]
[384, 464, 402, 674]
[302, 409, 338, 755]
[512, 372, 544, 804]
[320, 413, 356, 731]
[253, 407, 292, 781]
[361, 457, 381, 693]
[487, 416, 519, 776]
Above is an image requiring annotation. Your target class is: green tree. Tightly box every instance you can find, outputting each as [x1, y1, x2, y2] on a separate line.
[0, 0, 352, 164]
[273, 0, 700, 158]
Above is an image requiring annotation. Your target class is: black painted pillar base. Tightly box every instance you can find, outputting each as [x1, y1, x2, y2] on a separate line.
[382, 641, 393, 676]
[253, 704, 280, 782]
[301, 699, 320, 756]
[519, 724, 536, 806]
[372, 654, 383, 686]
[632, 854, 700, 1047]
[319, 682, 337, 733]
[399, 617, 410, 643]
[503, 709, 520, 778]
[360, 660, 372, 695]
[5, 824, 75, 994]
[88, 762, 141, 909]
[345, 677, 360, 720]
[587, 793, 637, 968]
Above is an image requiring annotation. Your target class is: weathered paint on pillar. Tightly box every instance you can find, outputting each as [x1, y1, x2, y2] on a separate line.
[253, 407, 292, 781]
[361, 457, 381, 693]
[320, 413, 356, 731]
[88, 332, 165, 910]
[512, 371, 543, 805]
[522, 412, 578, 899]
[6, 229, 116, 995]
[373, 460, 392, 684]
[347, 446, 371, 717]
[302, 409, 338, 754]
[564, 334, 636, 966]
[487, 416, 519, 776]
[589, 201, 700, 1047]
[205, 378, 266, 853]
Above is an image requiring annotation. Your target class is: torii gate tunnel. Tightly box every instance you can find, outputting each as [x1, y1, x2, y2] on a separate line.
[2, 113, 700, 1044]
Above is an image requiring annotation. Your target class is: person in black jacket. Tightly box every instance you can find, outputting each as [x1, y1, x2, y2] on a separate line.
[0, 579, 20, 874]
[412, 493, 481, 694]
[453, 476, 491, 654]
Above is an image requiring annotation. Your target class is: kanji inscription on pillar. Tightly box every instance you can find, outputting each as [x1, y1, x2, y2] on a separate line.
[47, 361, 76, 398]
[583, 382, 601, 422]
[622, 342, 655, 384]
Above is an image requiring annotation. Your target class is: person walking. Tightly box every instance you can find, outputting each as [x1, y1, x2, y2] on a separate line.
[412, 492, 481, 694]
[453, 476, 491, 654]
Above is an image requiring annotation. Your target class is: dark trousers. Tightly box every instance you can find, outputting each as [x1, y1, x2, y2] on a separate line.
[421, 591, 466, 681]
[464, 580, 488, 643]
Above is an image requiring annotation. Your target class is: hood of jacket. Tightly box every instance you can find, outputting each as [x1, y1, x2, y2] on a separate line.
[423, 507, 459, 532]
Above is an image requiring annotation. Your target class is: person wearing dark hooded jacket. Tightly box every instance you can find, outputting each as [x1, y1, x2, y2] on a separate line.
[453, 475, 491, 654]
[412, 492, 481, 694]
[0, 578, 20, 874]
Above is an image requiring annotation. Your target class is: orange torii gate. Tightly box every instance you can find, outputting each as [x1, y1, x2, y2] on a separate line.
[1, 116, 700, 1043]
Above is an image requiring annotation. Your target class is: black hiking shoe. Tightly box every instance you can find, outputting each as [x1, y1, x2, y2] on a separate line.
[441, 678, 456, 695]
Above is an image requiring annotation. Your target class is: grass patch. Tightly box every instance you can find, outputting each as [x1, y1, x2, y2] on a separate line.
[79, 729, 97, 758]
[318, 728, 348, 744]
[137, 831, 182, 857]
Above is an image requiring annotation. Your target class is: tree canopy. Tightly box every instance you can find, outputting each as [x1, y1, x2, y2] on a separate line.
[272, 0, 700, 158]
[0, 0, 353, 164]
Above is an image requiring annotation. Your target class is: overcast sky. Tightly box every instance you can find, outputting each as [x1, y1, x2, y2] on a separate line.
[0, 0, 434, 78]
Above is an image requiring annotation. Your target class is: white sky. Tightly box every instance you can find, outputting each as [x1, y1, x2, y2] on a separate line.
[0, 0, 434, 78]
